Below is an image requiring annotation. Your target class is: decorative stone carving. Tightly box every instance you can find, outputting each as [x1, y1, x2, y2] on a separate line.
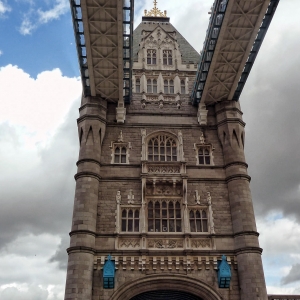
[116, 191, 121, 204]
[128, 189, 134, 204]
[194, 190, 201, 205]
[199, 131, 205, 144]
[207, 192, 215, 234]
[118, 131, 123, 142]
[148, 165, 180, 174]
[191, 239, 211, 248]
[120, 239, 140, 248]
[148, 239, 183, 249]
[197, 102, 208, 125]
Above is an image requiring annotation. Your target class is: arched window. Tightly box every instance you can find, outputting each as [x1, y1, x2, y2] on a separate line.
[147, 49, 157, 65]
[164, 80, 168, 93]
[148, 200, 181, 232]
[147, 79, 152, 93]
[198, 147, 211, 165]
[163, 79, 175, 94]
[169, 80, 174, 93]
[153, 79, 157, 93]
[147, 79, 158, 93]
[189, 209, 208, 232]
[148, 134, 177, 162]
[114, 146, 127, 163]
[181, 80, 185, 94]
[136, 78, 140, 93]
[121, 209, 139, 232]
[163, 50, 172, 65]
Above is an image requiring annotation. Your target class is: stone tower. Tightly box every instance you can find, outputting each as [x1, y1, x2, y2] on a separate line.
[64, 3, 268, 300]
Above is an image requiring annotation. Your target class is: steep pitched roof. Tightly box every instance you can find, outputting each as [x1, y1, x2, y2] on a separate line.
[133, 20, 200, 64]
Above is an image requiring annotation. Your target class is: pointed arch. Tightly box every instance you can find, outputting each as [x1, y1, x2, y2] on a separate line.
[86, 126, 94, 145]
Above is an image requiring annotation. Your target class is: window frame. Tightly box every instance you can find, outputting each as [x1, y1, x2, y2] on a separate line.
[147, 49, 157, 65]
[121, 208, 140, 232]
[147, 134, 178, 162]
[189, 208, 209, 233]
[163, 50, 173, 65]
[147, 199, 182, 233]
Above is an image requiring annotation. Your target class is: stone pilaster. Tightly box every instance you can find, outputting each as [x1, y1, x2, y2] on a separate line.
[215, 101, 267, 300]
[64, 96, 107, 300]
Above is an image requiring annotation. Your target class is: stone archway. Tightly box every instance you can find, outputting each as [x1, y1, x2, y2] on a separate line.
[110, 274, 223, 300]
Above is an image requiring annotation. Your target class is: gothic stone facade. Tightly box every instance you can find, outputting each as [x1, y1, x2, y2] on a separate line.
[64, 16, 268, 300]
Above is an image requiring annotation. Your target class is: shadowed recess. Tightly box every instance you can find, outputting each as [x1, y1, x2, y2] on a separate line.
[131, 290, 203, 300]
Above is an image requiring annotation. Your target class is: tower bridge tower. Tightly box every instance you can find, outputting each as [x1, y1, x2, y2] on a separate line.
[65, 1, 274, 299]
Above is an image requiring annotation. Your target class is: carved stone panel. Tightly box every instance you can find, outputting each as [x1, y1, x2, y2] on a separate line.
[119, 239, 141, 249]
[191, 238, 211, 248]
[148, 239, 183, 249]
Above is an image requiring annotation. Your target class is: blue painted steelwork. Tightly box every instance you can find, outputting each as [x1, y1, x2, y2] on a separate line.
[123, 0, 134, 104]
[232, 0, 280, 101]
[191, 0, 229, 106]
[70, 0, 90, 96]
[217, 255, 231, 288]
[103, 255, 115, 289]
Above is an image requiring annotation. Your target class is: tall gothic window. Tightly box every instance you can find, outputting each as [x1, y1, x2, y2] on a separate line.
[163, 50, 173, 65]
[189, 209, 208, 232]
[136, 78, 140, 93]
[121, 209, 139, 232]
[148, 200, 181, 232]
[181, 80, 185, 94]
[114, 146, 127, 163]
[198, 147, 211, 165]
[147, 49, 157, 65]
[153, 79, 157, 93]
[148, 134, 177, 162]
[164, 79, 174, 94]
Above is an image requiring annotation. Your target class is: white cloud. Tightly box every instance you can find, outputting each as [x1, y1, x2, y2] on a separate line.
[0, 50, 3, 56]
[0, 65, 81, 144]
[19, 17, 36, 35]
[0, 0, 11, 16]
[38, 0, 69, 24]
[19, 0, 69, 35]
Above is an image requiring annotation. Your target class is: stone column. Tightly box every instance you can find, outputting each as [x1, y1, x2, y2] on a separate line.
[215, 101, 267, 300]
[64, 96, 107, 300]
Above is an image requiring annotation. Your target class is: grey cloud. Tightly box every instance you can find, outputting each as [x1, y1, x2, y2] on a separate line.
[49, 234, 69, 270]
[0, 100, 79, 249]
[281, 263, 300, 285]
[0, 286, 49, 300]
[241, 25, 300, 222]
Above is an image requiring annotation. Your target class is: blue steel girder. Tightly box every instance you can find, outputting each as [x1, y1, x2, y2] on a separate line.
[191, 0, 280, 106]
[70, 0, 134, 103]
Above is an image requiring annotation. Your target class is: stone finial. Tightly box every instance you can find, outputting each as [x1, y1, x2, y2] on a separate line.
[200, 131, 205, 144]
[128, 189, 134, 204]
[194, 190, 201, 205]
[118, 131, 123, 142]
[207, 192, 212, 205]
[116, 191, 121, 204]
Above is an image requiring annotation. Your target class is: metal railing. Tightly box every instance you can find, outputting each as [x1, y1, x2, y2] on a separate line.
[232, 0, 280, 100]
[268, 296, 300, 300]
[190, 0, 229, 106]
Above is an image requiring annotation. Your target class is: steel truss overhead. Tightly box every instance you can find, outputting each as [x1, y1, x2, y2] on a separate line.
[191, 0, 280, 106]
[70, 0, 134, 103]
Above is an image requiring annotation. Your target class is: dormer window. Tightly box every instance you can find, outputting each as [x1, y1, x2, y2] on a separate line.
[147, 49, 157, 65]
[163, 50, 172, 65]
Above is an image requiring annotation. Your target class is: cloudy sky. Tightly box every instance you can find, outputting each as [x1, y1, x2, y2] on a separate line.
[0, 0, 299, 299]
